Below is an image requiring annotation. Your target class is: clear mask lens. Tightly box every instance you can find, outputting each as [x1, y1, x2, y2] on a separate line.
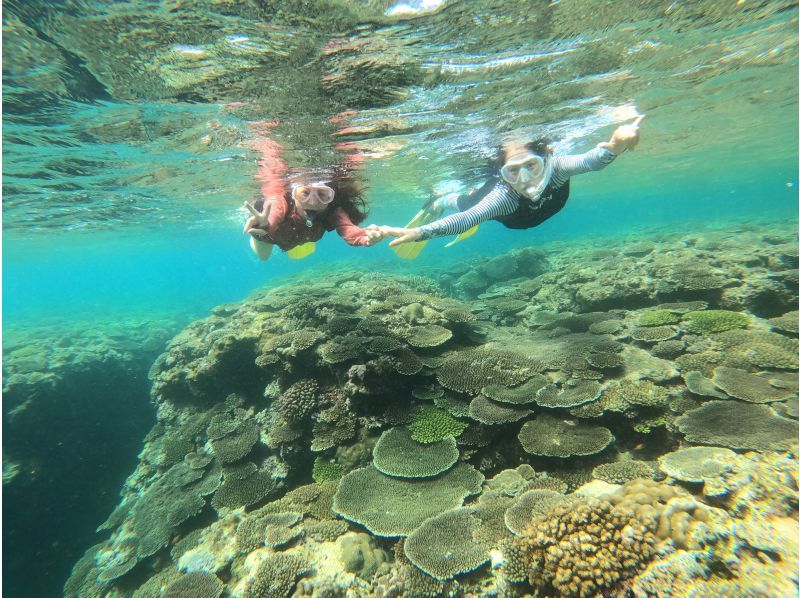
[501, 155, 544, 185]
[501, 154, 552, 200]
[293, 184, 335, 209]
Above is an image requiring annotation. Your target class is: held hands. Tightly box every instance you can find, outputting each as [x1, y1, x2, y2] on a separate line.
[601, 114, 645, 155]
[363, 224, 384, 246]
[243, 200, 273, 237]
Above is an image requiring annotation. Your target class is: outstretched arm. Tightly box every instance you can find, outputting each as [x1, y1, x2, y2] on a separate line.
[329, 208, 382, 247]
[551, 115, 645, 183]
[382, 182, 517, 246]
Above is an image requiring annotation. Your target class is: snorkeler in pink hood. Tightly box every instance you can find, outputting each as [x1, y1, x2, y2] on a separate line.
[242, 127, 381, 261]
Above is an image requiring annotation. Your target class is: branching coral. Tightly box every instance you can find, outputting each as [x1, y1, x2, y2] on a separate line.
[243, 553, 310, 598]
[274, 378, 319, 422]
[683, 310, 750, 334]
[408, 405, 467, 443]
[504, 479, 715, 597]
[311, 457, 343, 484]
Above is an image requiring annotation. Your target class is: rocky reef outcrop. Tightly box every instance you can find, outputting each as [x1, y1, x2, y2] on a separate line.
[65, 222, 798, 597]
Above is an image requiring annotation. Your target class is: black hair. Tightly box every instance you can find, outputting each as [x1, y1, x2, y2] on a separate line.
[501, 137, 553, 162]
[326, 171, 368, 224]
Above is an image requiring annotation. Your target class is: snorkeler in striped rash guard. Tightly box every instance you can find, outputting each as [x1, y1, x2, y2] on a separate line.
[375, 116, 644, 258]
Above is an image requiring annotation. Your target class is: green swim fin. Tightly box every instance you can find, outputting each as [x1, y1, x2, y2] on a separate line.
[444, 225, 479, 247]
[286, 242, 316, 259]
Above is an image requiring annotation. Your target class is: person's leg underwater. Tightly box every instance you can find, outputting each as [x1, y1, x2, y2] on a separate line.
[250, 237, 274, 260]
[430, 192, 461, 216]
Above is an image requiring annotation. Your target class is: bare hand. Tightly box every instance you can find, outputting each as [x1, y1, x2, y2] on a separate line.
[382, 226, 422, 247]
[610, 114, 645, 152]
[243, 200, 273, 236]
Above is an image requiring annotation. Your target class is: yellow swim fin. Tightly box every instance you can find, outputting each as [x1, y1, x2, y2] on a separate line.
[286, 242, 316, 259]
[444, 225, 479, 247]
[393, 238, 429, 260]
[404, 208, 432, 229]
[392, 197, 442, 259]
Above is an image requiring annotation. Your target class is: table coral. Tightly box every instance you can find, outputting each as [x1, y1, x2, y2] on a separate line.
[675, 400, 798, 451]
[373, 427, 459, 478]
[482, 375, 547, 404]
[518, 415, 614, 458]
[468, 395, 532, 425]
[658, 446, 736, 483]
[592, 460, 656, 484]
[332, 463, 483, 536]
[711, 366, 795, 403]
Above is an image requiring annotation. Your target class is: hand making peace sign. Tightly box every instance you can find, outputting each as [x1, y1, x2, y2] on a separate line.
[243, 200, 273, 237]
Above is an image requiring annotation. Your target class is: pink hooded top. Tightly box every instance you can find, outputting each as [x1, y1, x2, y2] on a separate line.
[245, 128, 370, 250]
[251, 195, 371, 250]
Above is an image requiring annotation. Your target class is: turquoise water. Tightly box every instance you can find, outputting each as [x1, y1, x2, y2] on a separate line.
[4, 175, 797, 328]
[3, 1, 798, 597]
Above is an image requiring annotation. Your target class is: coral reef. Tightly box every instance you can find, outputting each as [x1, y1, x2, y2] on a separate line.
[658, 446, 737, 483]
[59, 225, 798, 597]
[408, 405, 468, 443]
[519, 415, 614, 457]
[675, 401, 798, 451]
[332, 463, 483, 536]
[372, 427, 459, 478]
[683, 310, 751, 334]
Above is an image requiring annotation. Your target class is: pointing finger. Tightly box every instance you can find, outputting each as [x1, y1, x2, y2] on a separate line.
[633, 114, 645, 127]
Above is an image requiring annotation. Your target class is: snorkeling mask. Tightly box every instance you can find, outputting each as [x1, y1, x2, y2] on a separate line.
[500, 153, 553, 200]
[292, 183, 335, 226]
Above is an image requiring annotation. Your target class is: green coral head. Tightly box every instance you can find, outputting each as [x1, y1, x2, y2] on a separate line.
[637, 309, 680, 327]
[682, 310, 750, 334]
[408, 405, 467, 444]
[312, 457, 343, 484]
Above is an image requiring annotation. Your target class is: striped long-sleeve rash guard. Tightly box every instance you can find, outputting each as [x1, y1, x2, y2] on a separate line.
[418, 146, 617, 239]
